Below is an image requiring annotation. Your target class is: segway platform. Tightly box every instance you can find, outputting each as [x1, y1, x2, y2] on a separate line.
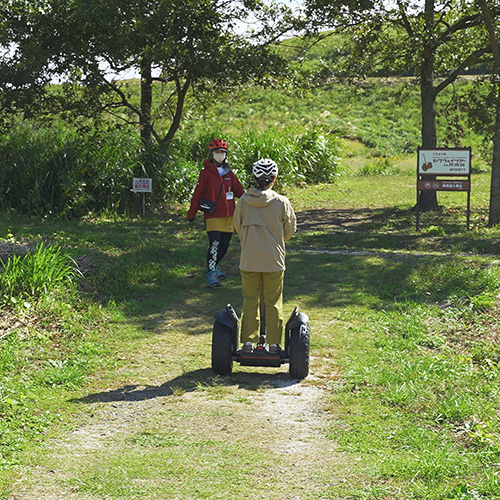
[211, 304, 310, 379]
[238, 345, 285, 367]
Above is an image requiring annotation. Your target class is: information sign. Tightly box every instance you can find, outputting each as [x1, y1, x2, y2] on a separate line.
[416, 147, 472, 231]
[133, 178, 152, 193]
[418, 148, 471, 175]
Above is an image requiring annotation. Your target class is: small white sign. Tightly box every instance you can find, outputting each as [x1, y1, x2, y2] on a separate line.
[133, 178, 152, 192]
[418, 148, 471, 175]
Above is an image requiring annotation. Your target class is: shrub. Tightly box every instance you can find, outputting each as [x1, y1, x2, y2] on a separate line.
[0, 121, 341, 217]
[228, 127, 341, 188]
[0, 124, 139, 217]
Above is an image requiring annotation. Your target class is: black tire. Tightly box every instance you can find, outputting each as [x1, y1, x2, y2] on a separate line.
[289, 323, 310, 379]
[211, 321, 234, 375]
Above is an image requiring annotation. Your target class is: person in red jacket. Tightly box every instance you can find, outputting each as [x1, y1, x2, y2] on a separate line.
[187, 139, 245, 288]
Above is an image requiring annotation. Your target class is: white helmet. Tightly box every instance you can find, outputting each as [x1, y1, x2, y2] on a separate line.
[252, 158, 278, 179]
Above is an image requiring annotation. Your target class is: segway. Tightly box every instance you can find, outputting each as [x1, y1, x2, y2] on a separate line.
[211, 292, 310, 379]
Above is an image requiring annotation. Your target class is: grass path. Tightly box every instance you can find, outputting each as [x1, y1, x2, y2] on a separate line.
[11, 317, 356, 500]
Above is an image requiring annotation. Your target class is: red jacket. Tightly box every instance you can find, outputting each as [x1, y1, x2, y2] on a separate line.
[187, 159, 245, 220]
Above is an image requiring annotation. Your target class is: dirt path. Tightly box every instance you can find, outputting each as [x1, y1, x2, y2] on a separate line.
[10, 327, 351, 500]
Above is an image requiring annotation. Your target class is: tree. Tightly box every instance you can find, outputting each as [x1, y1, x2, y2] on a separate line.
[402, 0, 489, 210]
[303, 0, 490, 210]
[0, 0, 294, 149]
[476, 0, 500, 225]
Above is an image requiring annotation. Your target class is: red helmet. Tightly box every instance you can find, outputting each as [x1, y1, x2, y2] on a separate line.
[209, 138, 228, 150]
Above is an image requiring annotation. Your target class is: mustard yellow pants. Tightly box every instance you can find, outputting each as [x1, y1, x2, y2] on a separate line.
[240, 270, 284, 345]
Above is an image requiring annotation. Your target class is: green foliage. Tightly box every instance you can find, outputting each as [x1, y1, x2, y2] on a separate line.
[0, 124, 191, 216]
[0, 398, 62, 469]
[0, 119, 341, 216]
[37, 359, 87, 388]
[135, 147, 200, 208]
[0, 72, 491, 218]
[0, 124, 137, 216]
[0, 319, 106, 469]
[311, 1, 490, 80]
[0, 0, 295, 148]
[0, 243, 76, 305]
[229, 127, 341, 187]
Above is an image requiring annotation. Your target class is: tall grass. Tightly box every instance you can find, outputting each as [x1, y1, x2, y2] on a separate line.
[0, 124, 138, 217]
[0, 242, 76, 305]
[0, 121, 341, 217]
[219, 127, 341, 188]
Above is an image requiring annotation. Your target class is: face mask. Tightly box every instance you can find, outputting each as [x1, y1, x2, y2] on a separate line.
[213, 152, 226, 163]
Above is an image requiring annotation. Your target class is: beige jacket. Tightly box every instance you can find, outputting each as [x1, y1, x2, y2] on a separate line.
[233, 187, 296, 272]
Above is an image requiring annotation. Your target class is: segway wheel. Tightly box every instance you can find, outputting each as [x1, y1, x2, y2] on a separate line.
[289, 323, 310, 379]
[211, 320, 234, 376]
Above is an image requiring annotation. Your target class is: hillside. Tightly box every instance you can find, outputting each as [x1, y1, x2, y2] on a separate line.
[183, 76, 490, 167]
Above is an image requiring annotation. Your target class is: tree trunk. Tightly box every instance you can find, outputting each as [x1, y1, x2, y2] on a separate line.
[490, 92, 500, 225]
[140, 57, 154, 148]
[477, 0, 500, 225]
[419, 0, 439, 211]
[161, 74, 190, 151]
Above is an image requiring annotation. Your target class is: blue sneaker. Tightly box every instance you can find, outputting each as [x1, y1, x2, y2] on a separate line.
[215, 265, 226, 280]
[207, 270, 221, 288]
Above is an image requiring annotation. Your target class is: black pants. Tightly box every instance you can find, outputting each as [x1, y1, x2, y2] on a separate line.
[207, 231, 233, 272]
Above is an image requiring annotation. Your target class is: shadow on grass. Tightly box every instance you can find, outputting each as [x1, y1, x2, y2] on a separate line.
[6, 208, 498, 335]
[294, 207, 500, 254]
[73, 368, 300, 404]
[284, 249, 495, 313]
[66, 208, 499, 335]
[24, 209, 498, 414]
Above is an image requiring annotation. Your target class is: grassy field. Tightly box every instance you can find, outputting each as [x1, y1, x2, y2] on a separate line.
[0, 151, 499, 498]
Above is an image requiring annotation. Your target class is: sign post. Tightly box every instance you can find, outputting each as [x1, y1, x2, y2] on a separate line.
[416, 148, 471, 231]
[132, 178, 152, 218]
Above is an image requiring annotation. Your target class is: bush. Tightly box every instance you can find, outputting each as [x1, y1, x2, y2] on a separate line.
[0, 124, 139, 217]
[226, 127, 341, 188]
[0, 122, 341, 217]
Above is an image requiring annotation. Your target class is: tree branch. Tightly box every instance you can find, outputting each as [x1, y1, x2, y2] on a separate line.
[161, 73, 190, 147]
[435, 46, 490, 94]
[436, 13, 484, 44]
[101, 77, 163, 145]
[397, 1, 414, 38]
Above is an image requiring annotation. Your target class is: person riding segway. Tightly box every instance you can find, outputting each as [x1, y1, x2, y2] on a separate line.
[211, 159, 310, 379]
[234, 158, 296, 354]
